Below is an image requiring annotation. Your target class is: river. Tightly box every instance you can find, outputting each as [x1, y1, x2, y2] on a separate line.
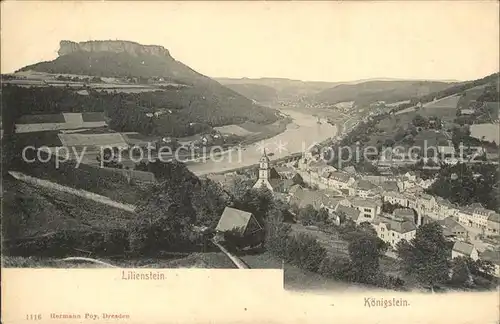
[187, 109, 338, 175]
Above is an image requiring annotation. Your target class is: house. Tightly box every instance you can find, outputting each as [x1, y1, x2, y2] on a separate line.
[410, 193, 436, 212]
[336, 205, 362, 224]
[435, 197, 458, 218]
[457, 207, 475, 227]
[459, 109, 475, 116]
[350, 197, 382, 223]
[215, 207, 264, 246]
[273, 166, 295, 179]
[452, 241, 479, 261]
[353, 179, 381, 198]
[486, 213, 500, 235]
[372, 214, 417, 249]
[472, 206, 496, 230]
[327, 172, 355, 190]
[320, 196, 351, 215]
[289, 188, 327, 210]
[308, 159, 335, 174]
[379, 181, 400, 193]
[393, 208, 416, 223]
[438, 217, 468, 240]
[383, 191, 409, 207]
[480, 250, 500, 277]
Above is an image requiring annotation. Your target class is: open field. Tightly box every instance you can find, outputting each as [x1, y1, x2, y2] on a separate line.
[470, 123, 500, 143]
[290, 224, 349, 258]
[1, 253, 237, 269]
[424, 95, 460, 109]
[1, 176, 137, 240]
[214, 124, 256, 136]
[240, 252, 376, 291]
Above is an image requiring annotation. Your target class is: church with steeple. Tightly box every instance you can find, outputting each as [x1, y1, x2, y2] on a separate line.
[252, 150, 293, 193]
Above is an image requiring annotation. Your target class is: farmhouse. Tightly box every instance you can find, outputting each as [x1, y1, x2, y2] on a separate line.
[215, 207, 264, 245]
[452, 241, 479, 261]
[437, 217, 467, 240]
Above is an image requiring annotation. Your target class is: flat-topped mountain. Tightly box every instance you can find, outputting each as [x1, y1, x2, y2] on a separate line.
[19, 40, 210, 85]
[9, 40, 279, 137]
[58, 40, 171, 57]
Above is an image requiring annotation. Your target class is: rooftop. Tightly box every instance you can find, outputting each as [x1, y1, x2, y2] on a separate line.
[373, 215, 417, 233]
[216, 207, 256, 235]
[354, 179, 378, 191]
[480, 250, 500, 265]
[336, 205, 362, 221]
[351, 197, 382, 209]
[328, 172, 351, 183]
[452, 241, 476, 256]
[438, 216, 465, 231]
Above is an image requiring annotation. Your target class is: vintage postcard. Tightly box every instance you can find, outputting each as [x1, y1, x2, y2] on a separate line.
[1, 1, 499, 323]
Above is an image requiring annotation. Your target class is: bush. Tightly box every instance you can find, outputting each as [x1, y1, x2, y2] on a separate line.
[369, 273, 406, 290]
[284, 233, 327, 272]
[318, 256, 354, 281]
[265, 222, 292, 258]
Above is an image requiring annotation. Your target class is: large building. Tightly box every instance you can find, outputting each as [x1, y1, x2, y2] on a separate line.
[372, 214, 417, 249]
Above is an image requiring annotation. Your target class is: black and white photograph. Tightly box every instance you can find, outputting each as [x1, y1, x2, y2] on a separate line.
[1, 2, 499, 321]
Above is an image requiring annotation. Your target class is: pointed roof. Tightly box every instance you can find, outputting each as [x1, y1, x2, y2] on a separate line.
[452, 241, 476, 256]
[216, 207, 259, 235]
[259, 149, 270, 163]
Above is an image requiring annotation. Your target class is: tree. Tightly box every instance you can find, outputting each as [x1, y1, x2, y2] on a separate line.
[285, 233, 327, 272]
[396, 223, 450, 288]
[265, 221, 292, 258]
[319, 255, 354, 281]
[450, 256, 472, 287]
[229, 177, 254, 201]
[347, 231, 386, 283]
[412, 114, 427, 128]
[317, 208, 330, 224]
[298, 205, 317, 226]
[234, 186, 275, 225]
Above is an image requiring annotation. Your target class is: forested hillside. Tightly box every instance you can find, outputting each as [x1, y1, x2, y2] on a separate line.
[312, 80, 453, 106]
[1, 85, 278, 137]
[9, 40, 279, 137]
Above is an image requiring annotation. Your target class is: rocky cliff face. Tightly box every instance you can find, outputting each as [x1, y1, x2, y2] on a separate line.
[58, 40, 171, 58]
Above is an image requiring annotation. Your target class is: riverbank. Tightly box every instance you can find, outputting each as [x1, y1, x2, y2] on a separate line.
[187, 109, 338, 175]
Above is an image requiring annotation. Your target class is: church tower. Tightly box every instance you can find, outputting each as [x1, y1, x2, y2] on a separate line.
[258, 150, 270, 180]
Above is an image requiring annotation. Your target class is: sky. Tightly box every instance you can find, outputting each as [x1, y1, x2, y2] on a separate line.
[1, 1, 499, 82]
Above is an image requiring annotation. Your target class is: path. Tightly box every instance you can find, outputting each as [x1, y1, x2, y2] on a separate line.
[58, 257, 118, 268]
[211, 239, 250, 269]
[8, 171, 136, 213]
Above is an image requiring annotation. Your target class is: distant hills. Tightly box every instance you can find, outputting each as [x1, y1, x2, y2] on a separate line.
[311, 80, 454, 106]
[216, 77, 338, 102]
[216, 77, 458, 105]
[10, 40, 278, 137]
